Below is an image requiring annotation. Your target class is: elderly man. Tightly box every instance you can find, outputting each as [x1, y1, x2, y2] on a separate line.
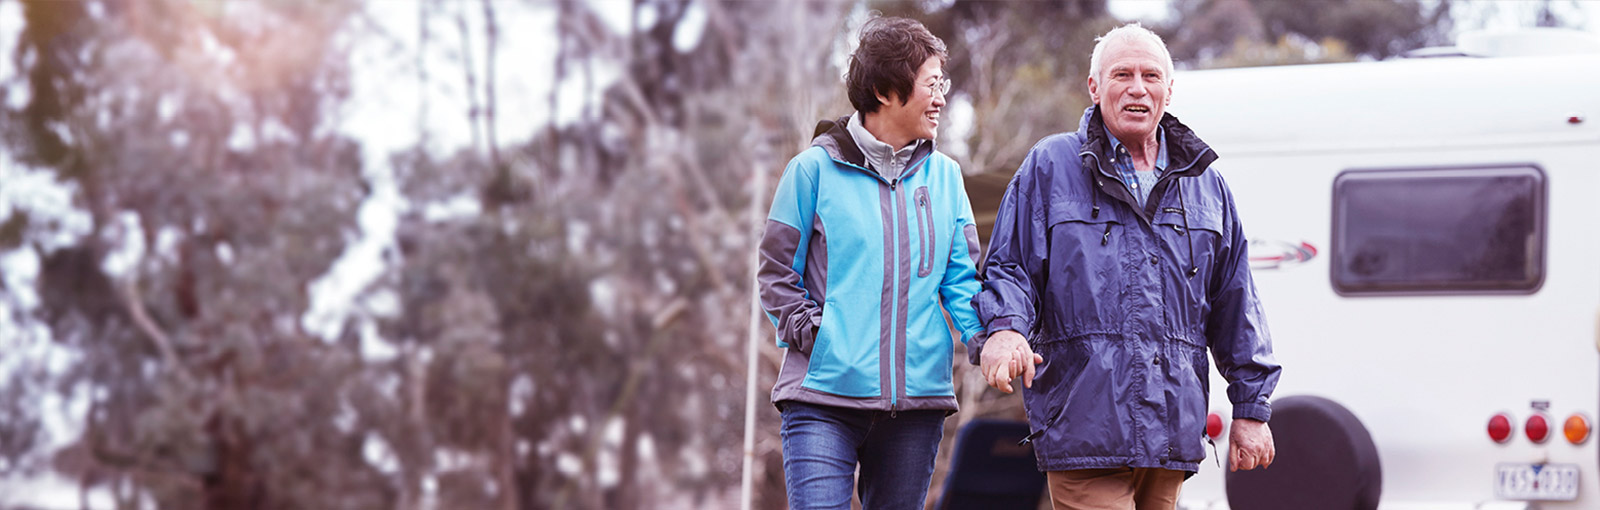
[971, 23, 1282, 509]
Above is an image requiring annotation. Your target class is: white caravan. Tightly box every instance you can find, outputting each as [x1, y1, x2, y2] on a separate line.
[1169, 30, 1600, 510]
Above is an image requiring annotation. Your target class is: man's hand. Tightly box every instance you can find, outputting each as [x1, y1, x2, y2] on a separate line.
[979, 330, 1043, 394]
[1228, 418, 1275, 471]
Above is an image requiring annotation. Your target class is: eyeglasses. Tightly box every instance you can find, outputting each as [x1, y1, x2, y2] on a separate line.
[926, 77, 951, 96]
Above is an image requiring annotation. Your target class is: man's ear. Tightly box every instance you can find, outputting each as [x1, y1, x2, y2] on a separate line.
[1087, 76, 1100, 105]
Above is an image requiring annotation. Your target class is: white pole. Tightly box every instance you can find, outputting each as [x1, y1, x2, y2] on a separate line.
[739, 159, 770, 510]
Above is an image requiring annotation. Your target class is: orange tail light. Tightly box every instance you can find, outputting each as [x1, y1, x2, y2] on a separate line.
[1565, 413, 1591, 445]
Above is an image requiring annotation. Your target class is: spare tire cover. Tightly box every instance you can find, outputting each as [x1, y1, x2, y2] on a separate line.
[1225, 395, 1381, 510]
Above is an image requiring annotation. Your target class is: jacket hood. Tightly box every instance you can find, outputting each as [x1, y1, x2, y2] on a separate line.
[1077, 105, 1220, 221]
[1078, 105, 1217, 179]
[811, 115, 936, 182]
[811, 116, 865, 168]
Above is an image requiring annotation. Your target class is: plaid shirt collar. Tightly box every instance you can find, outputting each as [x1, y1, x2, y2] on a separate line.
[1103, 124, 1169, 191]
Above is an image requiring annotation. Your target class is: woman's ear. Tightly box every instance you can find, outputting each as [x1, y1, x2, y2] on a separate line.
[874, 88, 896, 108]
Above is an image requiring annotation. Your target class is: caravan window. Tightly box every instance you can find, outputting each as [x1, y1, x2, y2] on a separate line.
[1331, 165, 1545, 295]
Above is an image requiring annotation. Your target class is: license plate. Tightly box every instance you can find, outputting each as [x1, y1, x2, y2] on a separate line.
[1495, 463, 1579, 500]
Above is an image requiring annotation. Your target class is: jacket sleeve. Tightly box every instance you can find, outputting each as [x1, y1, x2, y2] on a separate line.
[939, 171, 985, 347]
[970, 149, 1048, 365]
[758, 154, 822, 352]
[1205, 178, 1283, 422]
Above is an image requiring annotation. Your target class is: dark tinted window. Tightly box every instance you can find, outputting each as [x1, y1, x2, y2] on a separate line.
[1331, 165, 1544, 295]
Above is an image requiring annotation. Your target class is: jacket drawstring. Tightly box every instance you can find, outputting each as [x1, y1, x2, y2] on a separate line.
[1091, 163, 1109, 243]
[1092, 176, 1103, 219]
[1178, 178, 1198, 278]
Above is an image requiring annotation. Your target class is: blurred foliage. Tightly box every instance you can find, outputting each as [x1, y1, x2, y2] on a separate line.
[1, 0, 854, 508]
[6, 0, 373, 508]
[0, 0, 1587, 509]
[1163, 0, 1448, 65]
[1163, 0, 1585, 68]
[499, 2, 862, 506]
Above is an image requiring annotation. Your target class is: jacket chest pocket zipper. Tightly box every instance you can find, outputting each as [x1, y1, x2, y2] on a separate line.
[915, 187, 934, 277]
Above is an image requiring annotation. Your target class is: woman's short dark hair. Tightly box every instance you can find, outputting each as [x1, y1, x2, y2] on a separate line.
[846, 17, 947, 114]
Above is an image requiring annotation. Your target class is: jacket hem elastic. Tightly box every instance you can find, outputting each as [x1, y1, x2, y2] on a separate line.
[771, 387, 959, 413]
[1035, 455, 1201, 474]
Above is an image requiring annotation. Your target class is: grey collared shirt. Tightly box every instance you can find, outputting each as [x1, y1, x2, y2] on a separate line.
[848, 112, 923, 181]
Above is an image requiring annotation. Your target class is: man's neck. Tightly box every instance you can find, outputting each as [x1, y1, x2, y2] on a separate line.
[1116, 133, 1161, 172]
[862, 112, 912, 150]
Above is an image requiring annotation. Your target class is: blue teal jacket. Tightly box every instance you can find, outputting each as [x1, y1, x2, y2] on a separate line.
[973, 107, 1281, 472]
[758, 116, 985, 412]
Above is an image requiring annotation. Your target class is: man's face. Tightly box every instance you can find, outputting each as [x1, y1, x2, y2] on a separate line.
[875, 56, 947, 146]
[1088, 38, 1171, 145]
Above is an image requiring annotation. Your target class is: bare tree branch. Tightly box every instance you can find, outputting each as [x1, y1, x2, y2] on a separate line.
[115, 280, 181, 371]
[481, 0, 500, 168]
[456, 4, 482, 154]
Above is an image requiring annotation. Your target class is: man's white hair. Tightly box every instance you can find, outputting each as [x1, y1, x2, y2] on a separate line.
[1089, 23, 1174, 83]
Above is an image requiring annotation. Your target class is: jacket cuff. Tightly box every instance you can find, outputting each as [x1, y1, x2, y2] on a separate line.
[1232, 402, 1272, 422]
[958, 326, 984, 348]
[986, 316, 1029, 337]
[966, 329, 989, 366]
[785, 307, 822, 354]
[967, 317, 1028, 366]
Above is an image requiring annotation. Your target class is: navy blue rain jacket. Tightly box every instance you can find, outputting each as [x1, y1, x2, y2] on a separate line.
[973, 107, 1281, 473]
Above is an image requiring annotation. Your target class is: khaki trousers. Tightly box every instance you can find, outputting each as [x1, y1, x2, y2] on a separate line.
[1046, 468, 1185, 510]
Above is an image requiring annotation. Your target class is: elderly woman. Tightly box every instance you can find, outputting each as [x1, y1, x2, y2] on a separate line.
[757, 16, 986, 510]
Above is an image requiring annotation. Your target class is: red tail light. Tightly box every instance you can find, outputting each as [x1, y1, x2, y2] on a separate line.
[1526, 413, 1551, 443]
[1488, 413, 1513, 443]
[1206, 412, 1223, 439]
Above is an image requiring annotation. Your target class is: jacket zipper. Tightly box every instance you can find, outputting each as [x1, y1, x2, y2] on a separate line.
[889, 178, 899, 412]
[832, 141, 931, 416]
[1019, 405, 1066, 446]
[916, 190, 934, 277]
[886, 155, 927, 414]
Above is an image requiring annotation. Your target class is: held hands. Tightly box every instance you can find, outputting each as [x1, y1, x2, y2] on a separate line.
[1228, 418, 1276, 471]
[979, 330, 1043, 394]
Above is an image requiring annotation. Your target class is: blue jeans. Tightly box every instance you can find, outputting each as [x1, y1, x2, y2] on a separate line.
[779, 401, 946, 510]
